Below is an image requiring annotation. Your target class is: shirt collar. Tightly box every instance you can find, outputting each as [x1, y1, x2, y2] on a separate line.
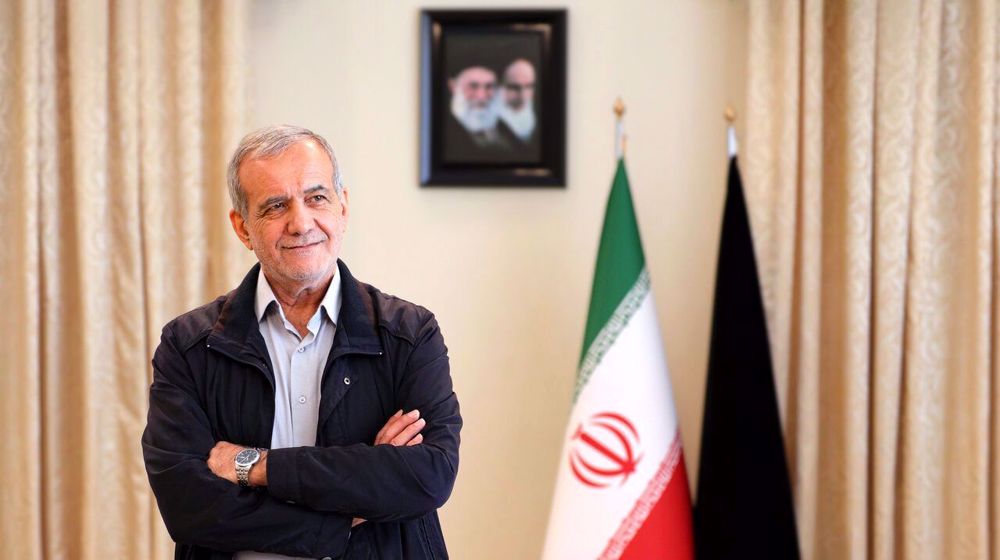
[254, 268, 343, 328]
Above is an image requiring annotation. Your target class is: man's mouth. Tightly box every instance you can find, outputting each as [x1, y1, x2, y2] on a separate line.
[283, 240, 323, 250]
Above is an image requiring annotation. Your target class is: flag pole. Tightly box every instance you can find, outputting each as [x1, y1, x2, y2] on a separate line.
[614, 97, 626, 160]
[724, 105, 738, 157]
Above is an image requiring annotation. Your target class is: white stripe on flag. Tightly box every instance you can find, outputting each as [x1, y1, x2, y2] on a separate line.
[543, 290, 681, 558]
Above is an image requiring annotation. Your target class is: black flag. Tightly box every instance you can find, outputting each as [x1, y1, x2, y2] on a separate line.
[694, 153, 800, 559]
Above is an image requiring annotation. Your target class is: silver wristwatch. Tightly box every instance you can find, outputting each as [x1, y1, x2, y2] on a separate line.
[235, 447, 264, 487]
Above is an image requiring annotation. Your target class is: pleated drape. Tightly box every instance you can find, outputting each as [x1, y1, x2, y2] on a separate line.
[744, 1, 1000, 558]
[0, 1, 253, 558]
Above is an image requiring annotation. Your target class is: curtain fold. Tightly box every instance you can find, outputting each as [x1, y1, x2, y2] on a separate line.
[0, 1, 252, 558]
[745, 0, 1000, 559]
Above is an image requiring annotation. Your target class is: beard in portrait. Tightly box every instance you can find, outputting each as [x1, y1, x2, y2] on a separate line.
[442, 50, 522, 164]
[498, 57, 541, 162]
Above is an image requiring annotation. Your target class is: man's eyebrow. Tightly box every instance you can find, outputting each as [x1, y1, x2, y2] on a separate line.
[304, 185, 329, 196]
[257, 194, 289, 212]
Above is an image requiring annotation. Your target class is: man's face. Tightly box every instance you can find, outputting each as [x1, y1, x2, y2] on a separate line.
[449, 66, 497, 108]
[502, 60, 535, 111]
[229, 140, 348, 290]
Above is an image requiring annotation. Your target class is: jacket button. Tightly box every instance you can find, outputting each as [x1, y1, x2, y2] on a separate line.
[343, 377, 351, 385]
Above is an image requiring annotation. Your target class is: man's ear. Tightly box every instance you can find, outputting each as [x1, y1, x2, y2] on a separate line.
[340, 188, 350, 218]
[338, 188, 350, 235]
[229, 209, 253, 250]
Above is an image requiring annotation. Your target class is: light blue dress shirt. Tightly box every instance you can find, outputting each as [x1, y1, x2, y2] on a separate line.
[235, 269, 341, 560]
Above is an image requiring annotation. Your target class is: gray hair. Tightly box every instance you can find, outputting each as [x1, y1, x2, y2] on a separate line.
[227, 125, 344, 218]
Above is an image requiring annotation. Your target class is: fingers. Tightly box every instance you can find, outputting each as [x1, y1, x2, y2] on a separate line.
[375, 410, 410, 444]
[390, 417, 425, 446]
[405, 433, 423, 447]
[375, 410, 403, 443]
[374, 409, 422, 445]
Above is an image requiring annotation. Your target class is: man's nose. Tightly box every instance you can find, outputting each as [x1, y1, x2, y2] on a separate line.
[285, 201, 312, 234]
[473, 86, 493, 103]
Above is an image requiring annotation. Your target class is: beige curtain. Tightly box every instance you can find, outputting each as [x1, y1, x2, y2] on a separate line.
[0, 1, 253, 558]
[744, 0, 1000, 559]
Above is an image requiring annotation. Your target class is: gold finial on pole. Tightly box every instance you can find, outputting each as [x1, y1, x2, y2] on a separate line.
[724, 105, 737, 123]
[614, 97, 627, 159]
[725, 106, 738, 157]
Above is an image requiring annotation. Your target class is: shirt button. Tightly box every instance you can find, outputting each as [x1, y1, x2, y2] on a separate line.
[344, 377, 351, 385]
[297, 347, 305, 353]
[298, 396, 306, 404]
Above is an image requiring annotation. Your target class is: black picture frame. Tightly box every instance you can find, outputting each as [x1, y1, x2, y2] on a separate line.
[420, 9, 567, 187]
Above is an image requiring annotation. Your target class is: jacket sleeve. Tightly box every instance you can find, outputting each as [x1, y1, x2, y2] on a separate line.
[141, 326, 353, 557]
[266, 314, 462, 522]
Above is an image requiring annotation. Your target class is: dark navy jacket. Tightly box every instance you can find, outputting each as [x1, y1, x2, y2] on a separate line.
[141, 261, 461, 559]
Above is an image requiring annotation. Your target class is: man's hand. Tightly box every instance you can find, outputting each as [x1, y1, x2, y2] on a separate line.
[354, 409, 425, 527]
[374, 409, 425, 446]
[207, 441, 243, 484]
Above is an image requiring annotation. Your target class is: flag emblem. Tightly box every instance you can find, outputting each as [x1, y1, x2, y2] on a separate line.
[570, 412, 643, 489]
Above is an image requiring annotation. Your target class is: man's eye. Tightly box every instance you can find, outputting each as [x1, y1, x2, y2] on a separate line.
[312, 195, 327, 202]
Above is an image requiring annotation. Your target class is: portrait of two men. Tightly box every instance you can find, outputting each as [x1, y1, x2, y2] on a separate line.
[441, 33, 542, 165]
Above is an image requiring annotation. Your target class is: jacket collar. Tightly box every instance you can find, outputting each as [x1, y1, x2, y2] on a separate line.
[329, 260, 383, 355]
[207, 260, 383, 365]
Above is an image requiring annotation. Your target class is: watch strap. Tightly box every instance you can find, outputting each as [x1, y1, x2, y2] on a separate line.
[235, 447, 263, 487]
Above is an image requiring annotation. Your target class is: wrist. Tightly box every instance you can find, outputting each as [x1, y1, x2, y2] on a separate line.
[249, 450, 268, 487]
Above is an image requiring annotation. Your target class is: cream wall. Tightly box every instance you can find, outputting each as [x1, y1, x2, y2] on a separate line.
[249, 1, 746, 558]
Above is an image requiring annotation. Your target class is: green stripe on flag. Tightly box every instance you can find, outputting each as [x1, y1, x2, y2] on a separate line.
[572, 159, 647, 401]
[580, 159, 646, 364]
[574, 268, 650, 401]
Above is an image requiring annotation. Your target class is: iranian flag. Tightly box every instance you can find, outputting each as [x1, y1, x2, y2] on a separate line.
[542, 159, 694, 559]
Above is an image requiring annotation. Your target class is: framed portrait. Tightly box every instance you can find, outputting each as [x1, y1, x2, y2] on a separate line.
[420, 10, 567, 187]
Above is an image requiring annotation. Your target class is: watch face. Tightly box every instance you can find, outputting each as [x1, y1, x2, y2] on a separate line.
[235, 448, 260, 466]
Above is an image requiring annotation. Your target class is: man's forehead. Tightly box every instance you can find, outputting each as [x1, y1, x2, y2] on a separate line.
[239, 141, 332, 195]
[506, 61, 535, 81]
[243, 141, 329, 171]
[458, 66, 496, 83]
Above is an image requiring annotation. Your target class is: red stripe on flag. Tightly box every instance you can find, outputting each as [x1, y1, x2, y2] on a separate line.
[600, 432, 694, 560]
[618, 459, 693, 559]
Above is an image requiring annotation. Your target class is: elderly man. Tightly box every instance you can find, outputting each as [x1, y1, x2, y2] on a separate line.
[142, 125, 461, 559]
[443, 61, 520, 163]
[498, 58, 537, 145]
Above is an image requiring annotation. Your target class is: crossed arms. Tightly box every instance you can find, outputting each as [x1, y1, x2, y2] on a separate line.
[141, 317, 461, 558]
[206, 409, 427, 527]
